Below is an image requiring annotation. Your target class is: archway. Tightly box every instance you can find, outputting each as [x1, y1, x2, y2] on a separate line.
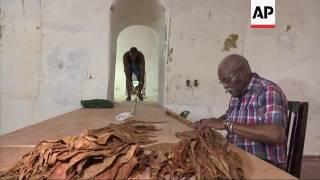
[107, 0, 166, 105]
[114, 25, 159, 102]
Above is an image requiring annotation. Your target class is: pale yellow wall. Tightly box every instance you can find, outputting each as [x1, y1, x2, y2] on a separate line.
[1, 0, 319, 155]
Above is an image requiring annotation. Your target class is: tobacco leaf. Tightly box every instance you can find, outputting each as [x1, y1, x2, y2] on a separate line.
[1, 120, 245, 180]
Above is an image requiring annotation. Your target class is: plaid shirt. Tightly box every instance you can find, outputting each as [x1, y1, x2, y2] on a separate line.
[226, 73, 287, 167]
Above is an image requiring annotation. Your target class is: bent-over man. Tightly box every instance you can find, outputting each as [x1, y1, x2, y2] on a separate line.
[123, 47, 145, 101]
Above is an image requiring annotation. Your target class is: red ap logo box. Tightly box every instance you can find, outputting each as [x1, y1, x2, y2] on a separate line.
[251, 0, 275, 28]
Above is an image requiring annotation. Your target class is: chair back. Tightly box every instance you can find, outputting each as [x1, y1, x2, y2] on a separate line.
[285, 101, 308, 178]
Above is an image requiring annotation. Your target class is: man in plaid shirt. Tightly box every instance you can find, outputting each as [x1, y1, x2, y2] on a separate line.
[194, 54, 287, 169]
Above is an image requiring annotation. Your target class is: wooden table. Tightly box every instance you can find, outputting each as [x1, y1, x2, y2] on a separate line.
[0, 102, 297, 179]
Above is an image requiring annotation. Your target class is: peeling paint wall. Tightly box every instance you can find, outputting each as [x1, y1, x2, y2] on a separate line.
[1, 0, 319, 155]
[162, 0, 320, 155]
[244, 0, 320, 155]
[1, 0, 110, 134]
[163, 0, 248, 117]
[1, 0, 41, 133]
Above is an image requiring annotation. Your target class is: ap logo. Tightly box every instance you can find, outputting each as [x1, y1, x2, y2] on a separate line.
[251, 0, 275, 28]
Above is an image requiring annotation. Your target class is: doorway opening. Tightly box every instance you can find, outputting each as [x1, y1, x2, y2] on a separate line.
[107, 0, 166, 105]
[114, 25, 159, 102]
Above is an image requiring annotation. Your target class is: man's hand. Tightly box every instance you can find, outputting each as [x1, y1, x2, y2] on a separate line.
[193, 118, 210, 130]
[193, 118, 224, 130]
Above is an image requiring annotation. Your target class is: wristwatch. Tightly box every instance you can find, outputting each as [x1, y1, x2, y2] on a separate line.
[224, 120, 233, 133]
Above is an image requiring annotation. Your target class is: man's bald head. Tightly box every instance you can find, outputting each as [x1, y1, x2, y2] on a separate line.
[218, 54, 253, 97]
[218, 54, 251, 75]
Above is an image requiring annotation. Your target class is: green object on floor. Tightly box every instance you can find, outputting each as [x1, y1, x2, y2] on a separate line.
[81, 99, 114, 108]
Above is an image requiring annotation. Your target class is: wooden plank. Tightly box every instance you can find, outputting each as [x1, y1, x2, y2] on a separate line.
[165, 109, 193, 127]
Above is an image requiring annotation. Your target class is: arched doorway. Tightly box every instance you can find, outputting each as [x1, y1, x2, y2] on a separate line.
[107, 0, 166, 105]
[114, 25, 159, 102]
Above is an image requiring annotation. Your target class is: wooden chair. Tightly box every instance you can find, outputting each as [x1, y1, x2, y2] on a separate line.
[285, 101, 309, 178]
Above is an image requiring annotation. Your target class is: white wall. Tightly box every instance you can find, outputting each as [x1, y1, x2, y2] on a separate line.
[1, 0, 319, 155]
[114, 25, 159, 101]
[162, 0, 320, 155]
[1, 0, 41, 133]
[1, 0, 111, 134]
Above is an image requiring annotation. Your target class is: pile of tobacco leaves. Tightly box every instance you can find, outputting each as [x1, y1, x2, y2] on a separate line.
[1, 120, 245, 180]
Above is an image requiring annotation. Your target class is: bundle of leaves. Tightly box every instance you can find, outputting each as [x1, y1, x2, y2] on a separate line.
[0, 120, 162, 179]
[1, 121, 245, 180]
[144, 130, 245, 179]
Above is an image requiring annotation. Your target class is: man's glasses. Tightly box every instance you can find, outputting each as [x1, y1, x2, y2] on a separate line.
[219, 68, 241, 84]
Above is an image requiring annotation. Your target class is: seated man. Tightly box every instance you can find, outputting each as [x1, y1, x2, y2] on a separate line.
[123, 47, 145, 101]
[194, 54, 288, 169]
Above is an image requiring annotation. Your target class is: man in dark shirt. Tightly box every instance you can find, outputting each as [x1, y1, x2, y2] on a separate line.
[193, 54, 288, 169]
[123, 47, 145, 101]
